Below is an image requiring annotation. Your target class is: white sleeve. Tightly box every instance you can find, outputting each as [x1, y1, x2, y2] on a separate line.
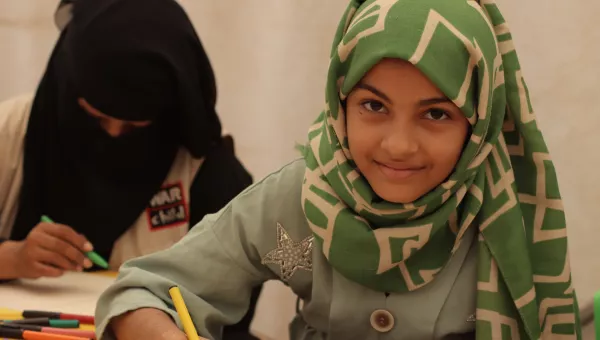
[55, 1, 74, 31]
[0, 95, 32, 238]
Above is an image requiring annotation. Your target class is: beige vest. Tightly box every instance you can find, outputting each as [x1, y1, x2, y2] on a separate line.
[109, 148, 203, 268]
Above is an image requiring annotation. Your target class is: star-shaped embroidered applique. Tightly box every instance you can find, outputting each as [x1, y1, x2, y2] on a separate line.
[261, 223, 314, 282]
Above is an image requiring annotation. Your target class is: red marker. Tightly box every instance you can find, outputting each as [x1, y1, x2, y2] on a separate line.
[22, 311, 94, 325]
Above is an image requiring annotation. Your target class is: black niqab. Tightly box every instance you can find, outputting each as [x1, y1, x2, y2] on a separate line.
[11, 0, 222, 261]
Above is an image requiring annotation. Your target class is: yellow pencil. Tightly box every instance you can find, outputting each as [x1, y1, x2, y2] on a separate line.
[168, 286, 201, 340]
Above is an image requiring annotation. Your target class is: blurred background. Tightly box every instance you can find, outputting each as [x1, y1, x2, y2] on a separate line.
[0, 0, 598, 338]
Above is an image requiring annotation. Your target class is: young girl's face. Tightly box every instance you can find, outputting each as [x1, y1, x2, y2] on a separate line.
[346, 58, 470, 204]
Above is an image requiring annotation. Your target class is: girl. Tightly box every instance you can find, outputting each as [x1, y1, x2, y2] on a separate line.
[0, 0, 260, 338]
[95, 0, 580, 339]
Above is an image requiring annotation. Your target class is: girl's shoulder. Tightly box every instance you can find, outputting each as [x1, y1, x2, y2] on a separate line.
[207, 158, 313, 282]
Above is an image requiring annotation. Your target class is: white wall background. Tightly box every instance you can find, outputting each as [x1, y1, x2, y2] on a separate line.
[0, 0, 598, 338]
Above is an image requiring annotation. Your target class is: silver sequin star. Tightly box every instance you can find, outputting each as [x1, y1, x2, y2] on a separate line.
[262, 223, 314, 281]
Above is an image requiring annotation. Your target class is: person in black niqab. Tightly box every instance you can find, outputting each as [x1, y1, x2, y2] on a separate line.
[0, 0, 260, 338]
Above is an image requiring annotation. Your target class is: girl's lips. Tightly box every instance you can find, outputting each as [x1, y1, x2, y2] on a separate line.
[376, 161, 426, 181]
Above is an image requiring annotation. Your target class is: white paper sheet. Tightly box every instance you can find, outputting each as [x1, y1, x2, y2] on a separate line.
[0, 272, 115, 316]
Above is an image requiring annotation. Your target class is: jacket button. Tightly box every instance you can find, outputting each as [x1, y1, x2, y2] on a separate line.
[370, 309, 395, 333]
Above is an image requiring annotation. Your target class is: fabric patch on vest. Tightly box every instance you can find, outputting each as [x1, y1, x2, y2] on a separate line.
[146, 182, 189, 231]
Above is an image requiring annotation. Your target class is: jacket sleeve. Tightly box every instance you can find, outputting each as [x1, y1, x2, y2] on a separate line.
[187, 138, 257, 338]
[95, 160, 307, 340]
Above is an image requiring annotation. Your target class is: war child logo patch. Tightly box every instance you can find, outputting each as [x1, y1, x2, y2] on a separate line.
[146, 182, 189, 230]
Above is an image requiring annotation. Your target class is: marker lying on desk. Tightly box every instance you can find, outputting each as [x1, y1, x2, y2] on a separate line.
[5, 318, 79, 328]
[0, 323, 95, 339]
[21, 311, 94, 325]
[0, 325, 91, 340]
[40, 216, 109, 269]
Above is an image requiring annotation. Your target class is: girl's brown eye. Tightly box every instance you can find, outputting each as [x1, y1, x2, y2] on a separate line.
[424, 108, 450, 121]
[361, 100, 387, 113]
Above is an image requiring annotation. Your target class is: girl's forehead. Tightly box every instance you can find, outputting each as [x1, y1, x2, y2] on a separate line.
[356, 59, 446, 95]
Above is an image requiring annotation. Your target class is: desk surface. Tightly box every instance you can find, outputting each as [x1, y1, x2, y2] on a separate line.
[0, 271, 272, 340]
[0, 271, 116, 316]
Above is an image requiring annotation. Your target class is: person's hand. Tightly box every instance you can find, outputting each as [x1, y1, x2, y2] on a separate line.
[9, 221, 93, 278]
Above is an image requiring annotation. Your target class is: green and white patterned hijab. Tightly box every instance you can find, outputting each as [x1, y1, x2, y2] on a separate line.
[301, 0, 580, 338]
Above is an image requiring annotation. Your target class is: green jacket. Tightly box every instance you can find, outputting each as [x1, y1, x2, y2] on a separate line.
[95, 160, 478, 340]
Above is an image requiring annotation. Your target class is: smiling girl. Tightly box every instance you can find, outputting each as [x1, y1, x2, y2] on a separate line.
[95, 0, 580, 339]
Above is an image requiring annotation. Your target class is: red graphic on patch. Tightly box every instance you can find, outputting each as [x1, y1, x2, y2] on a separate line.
[146, 181, 189, 231]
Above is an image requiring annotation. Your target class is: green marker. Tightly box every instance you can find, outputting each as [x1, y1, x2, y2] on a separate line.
[40, 215, 109, 269]
[40, 215, 54, 224]
[86, 250, 108, 269]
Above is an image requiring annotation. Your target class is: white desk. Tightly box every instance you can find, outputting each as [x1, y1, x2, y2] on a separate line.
[0, 271, 116, 317]
[0, 271, 274, 340]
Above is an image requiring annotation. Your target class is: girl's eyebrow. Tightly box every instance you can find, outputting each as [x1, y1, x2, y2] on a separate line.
[355, 82, 392, 103]
[355, 82, 451, 107]
[419, 97, 451, 106]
